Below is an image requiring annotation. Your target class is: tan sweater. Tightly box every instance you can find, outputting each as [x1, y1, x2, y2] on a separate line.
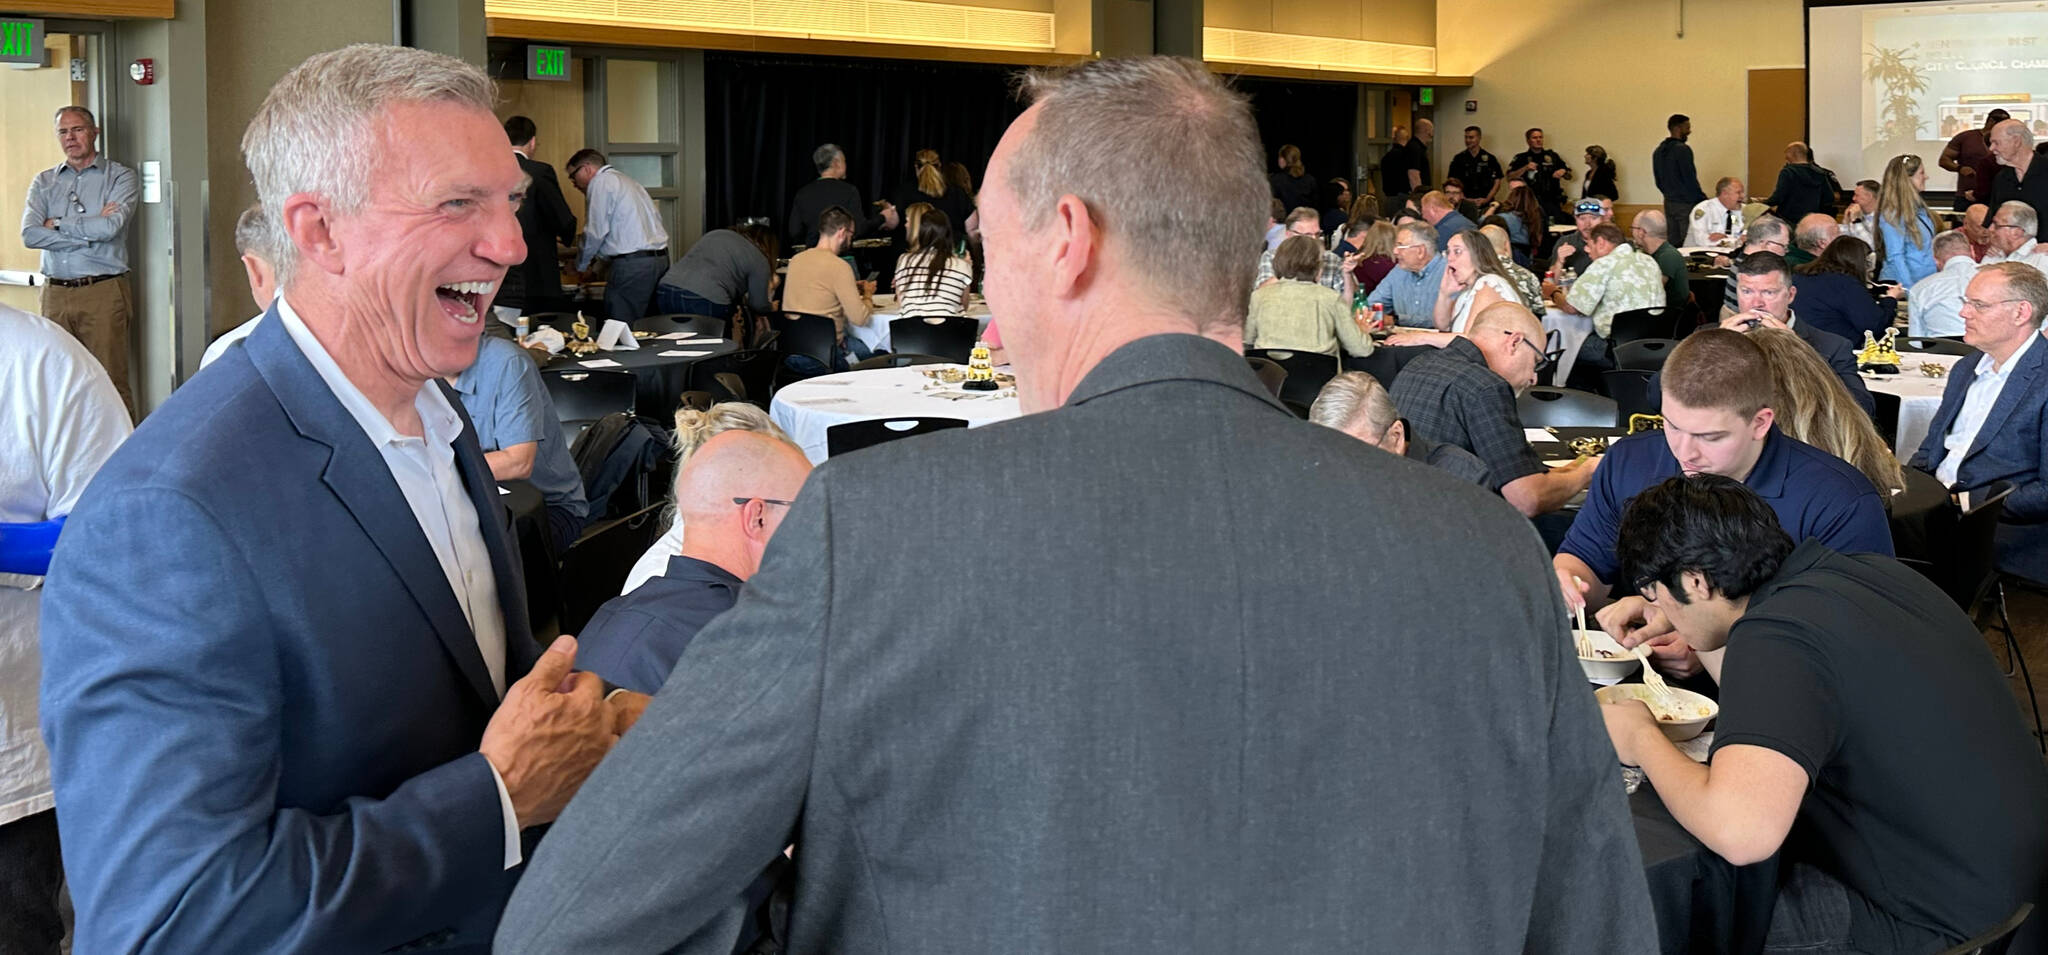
[783, 247, 872, 335]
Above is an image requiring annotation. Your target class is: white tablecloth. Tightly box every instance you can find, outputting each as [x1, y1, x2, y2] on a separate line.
[849, 294, 995, 354]
[769, 364, 1023, 462]
[1864, 352, 1963, 458]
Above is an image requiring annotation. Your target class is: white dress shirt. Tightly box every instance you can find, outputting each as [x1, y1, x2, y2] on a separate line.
[0, 305, 130, 827]
[275, 297, 525, 867]
[1981, 238, 2048, 277]
[199, 313, 263, 368]
[623, 520, 686, 596]
[1908, 256, 1977, 338]
[576, 165, 668, 271]
[1937, 331, 2041, 486]
[1685, 198, 1744, 247]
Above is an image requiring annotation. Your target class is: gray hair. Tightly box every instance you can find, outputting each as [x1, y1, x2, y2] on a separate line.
[813, 143, 844, 175]
[1633, 210, 1668, 240]
[1994, 119, 2035, 150]
[1395, 220, 1439, 251]
[1010, 57, 1267, 334]
[1981, 261, 2048, 329]
[1794, 214, 1839, 252]
[241, 44, 497, 287]
[1931, 229, 1972, 260]
[233, 203, 269, 257]
[54, 105, 95, 127]
[1742, 215, 1790, 247]
[1998, 200, 2039, 236]
[1308, 371, 1397, 438]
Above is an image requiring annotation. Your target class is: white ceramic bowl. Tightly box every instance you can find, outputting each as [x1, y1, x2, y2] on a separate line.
[1595, 683, 1719, 741]
[1575, 629, 1640, 684]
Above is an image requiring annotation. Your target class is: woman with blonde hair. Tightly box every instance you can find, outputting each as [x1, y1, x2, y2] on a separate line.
[1747, 327, 1905, 495]
[1876, 153, 1938, 285]
[620, 401, 792, 595]
[890, 149, 974, 242]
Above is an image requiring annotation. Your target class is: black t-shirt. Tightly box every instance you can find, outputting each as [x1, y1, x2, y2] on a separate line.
[1269, 171, 1319, 213]
[1448, 149, 1503, 201]
[1989, 145, 2048, 240]
[1380, 141, 1426, 197]
[1711, 542, 2048, 951]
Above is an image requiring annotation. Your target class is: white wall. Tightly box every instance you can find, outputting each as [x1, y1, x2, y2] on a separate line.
[1436, 0, 1805, 206]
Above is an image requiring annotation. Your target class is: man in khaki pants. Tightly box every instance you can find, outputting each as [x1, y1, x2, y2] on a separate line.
[21, 105, 138, 418]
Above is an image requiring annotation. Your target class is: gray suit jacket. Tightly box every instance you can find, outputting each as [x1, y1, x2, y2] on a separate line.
[496, 333, 1657, 953]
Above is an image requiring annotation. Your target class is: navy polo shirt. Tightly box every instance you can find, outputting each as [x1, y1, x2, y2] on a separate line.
[576, 555, 744, 694]
[1559, 428, 1894, 586]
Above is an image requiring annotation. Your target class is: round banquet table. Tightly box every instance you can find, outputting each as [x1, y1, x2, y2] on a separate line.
[539, 333, 739, 420]
[847, 293, 996, 355]
[1861, 352, 1962, 457]
[769, 364, 1024, 463]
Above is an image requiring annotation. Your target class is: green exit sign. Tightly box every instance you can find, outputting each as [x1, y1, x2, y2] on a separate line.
[0, 18, 43, 65]
[1418, 87, 1434, 107]
[526, 45, 569, 82]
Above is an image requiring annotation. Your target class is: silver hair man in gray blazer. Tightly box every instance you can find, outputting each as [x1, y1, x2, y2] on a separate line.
[497, 57, 1657, 953]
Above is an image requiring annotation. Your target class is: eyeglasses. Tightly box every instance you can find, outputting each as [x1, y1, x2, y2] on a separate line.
[65, 189, 84, 215]
[1962, 297, 2024, 311]
[1393, 242, 1426, 253]
[1516, 333, 1553, 373]
[732, 497, 795, 508]
[1992, 222, 2026, 232]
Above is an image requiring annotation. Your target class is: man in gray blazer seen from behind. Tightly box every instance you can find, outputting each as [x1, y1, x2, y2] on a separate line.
[498, 57, 1657, 953]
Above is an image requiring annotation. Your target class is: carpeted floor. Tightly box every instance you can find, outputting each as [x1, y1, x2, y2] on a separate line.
[1992, 583, 2048, 750]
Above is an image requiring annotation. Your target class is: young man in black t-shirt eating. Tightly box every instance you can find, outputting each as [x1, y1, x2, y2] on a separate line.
[1601, 475, 2048, 954]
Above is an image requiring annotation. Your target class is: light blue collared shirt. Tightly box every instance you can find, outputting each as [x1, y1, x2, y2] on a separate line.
[1366, 254, 1449, 328]
[452, 336, 588, 526]
[1937, 330, 2041, 486]
[20, 156, 138, 279]
[274, 297, 525, 868]
[577, 165, 668, 271]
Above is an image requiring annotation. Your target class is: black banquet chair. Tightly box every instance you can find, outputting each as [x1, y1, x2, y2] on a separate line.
[889, 316, 979, 363]
[769, 311, 842, 386]
[1245, 348, 1338, 410]
[686, 347, 779, 408]
[825, 417, 968, 458]
[1516, 386, 1619, 429]
[852, 352, 951, 370]
[1601, 370, 1657, 425]
[539, 368, 638, 444]
[1899, 336, 1973, 357]
[1243, 356, 1287, 399]
[1935, 902, 2032, 955]
[1613, 338, 1677, 372]
[1607, 307, 1680, 347]
[557, 503, 667, 635]
[641, 314, 727, 339]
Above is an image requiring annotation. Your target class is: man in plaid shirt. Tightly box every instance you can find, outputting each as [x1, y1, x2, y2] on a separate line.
[1255, 207, 1348, 292]
[1390, 302, 1600, 518]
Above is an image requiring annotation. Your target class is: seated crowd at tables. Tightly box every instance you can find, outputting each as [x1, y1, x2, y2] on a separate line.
[6, 43, 2048, 955]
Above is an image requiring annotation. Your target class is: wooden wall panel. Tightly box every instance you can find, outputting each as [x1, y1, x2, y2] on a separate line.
[0, 32, 85, 314]
[499, 56, 589, 226]
[1748, 68, 1806, 199]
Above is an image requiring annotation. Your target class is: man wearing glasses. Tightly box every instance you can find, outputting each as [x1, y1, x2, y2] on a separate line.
[1908, 262, 2048, 584]
[1390, 301, 1598, 519]
[1364, 220, 1449, 328]
[1979, 201, 2048, 273]
[20, 105, 138, 417]
[576, 429, 812, 696]
[1253, 206, 1346, 292]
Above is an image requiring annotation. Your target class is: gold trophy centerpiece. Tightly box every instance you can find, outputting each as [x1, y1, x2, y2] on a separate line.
[961, 340, 999, 391]
[1856, 329, 1900, 375]
[565, 311, 600, 356]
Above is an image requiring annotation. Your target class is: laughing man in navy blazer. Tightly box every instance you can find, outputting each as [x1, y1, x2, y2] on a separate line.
[38, 45, 630, 953]
[1909, 262, 2048, 583]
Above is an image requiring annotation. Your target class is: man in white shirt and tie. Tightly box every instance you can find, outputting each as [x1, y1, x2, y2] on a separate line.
[568, 148, 670, 328]
[1909, 261, 2048, 582]
[1685, 177, 1747, 248]
[1908, 230, 1979, 338]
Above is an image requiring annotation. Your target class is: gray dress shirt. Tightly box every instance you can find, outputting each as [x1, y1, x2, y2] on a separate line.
[20, 156, 137, 279]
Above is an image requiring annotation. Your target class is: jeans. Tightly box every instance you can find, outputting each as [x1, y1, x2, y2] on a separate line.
[603, 253, 666, 328]
[653, 285, 736, 320]
[0, 810, 65, 955]
[782, 335, 874, 377]
[1763, 864, 1874, 954]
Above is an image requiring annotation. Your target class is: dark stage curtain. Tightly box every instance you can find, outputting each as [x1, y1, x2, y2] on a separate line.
[703, 52, 1027, 236]
[1228, 75, 1360, 205]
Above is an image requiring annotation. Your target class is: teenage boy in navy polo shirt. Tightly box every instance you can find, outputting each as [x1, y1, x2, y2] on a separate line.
[1554, 328, 1892, 677]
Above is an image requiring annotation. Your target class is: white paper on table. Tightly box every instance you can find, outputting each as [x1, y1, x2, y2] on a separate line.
[657, 349, 712, 358]
[597, 319, 640, 351]
[497, 486, 511, 496]
[579, 358, 623, 368]
[656, 331, 697, 340]
[687, 338, 727, 345]
[1524, 428, 1554, 443]
[526, 328, 566, 354]
[492, 306, 522, 328]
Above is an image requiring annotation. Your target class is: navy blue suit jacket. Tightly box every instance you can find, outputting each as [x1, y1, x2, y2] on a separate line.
[1791, 271, 1896, 343]
[1908, 336, 2048, 582]
[40, 310, 541, 952]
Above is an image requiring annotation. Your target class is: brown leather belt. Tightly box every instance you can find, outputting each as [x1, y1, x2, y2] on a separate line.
[45, 272, 125, 288]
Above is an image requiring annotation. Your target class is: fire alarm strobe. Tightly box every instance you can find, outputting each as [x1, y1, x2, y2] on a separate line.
[129, 58, 153, 84]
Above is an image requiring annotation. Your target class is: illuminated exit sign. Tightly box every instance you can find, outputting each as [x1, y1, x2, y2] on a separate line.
[0, 18, 43, 64]
[526, 45, 569, 81]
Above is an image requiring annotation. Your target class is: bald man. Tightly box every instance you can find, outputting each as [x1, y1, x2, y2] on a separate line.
[576, 430, 813, 695]
[1629, 210, 1688, 307]
[1760, 141, 1841, 224]
[1789, 213, 1840, 267]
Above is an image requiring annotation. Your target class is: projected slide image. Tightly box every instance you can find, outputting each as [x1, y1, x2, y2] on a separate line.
[1811, 1, 2048, 190]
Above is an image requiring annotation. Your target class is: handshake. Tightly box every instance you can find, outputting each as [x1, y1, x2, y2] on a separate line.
[478, 636, 651, 827]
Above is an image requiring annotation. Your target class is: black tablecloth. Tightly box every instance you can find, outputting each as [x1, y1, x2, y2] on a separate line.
[1887, 466, 1949, 565]
[1634, 787, 1780, 954]
[542, 338, 740, 420]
